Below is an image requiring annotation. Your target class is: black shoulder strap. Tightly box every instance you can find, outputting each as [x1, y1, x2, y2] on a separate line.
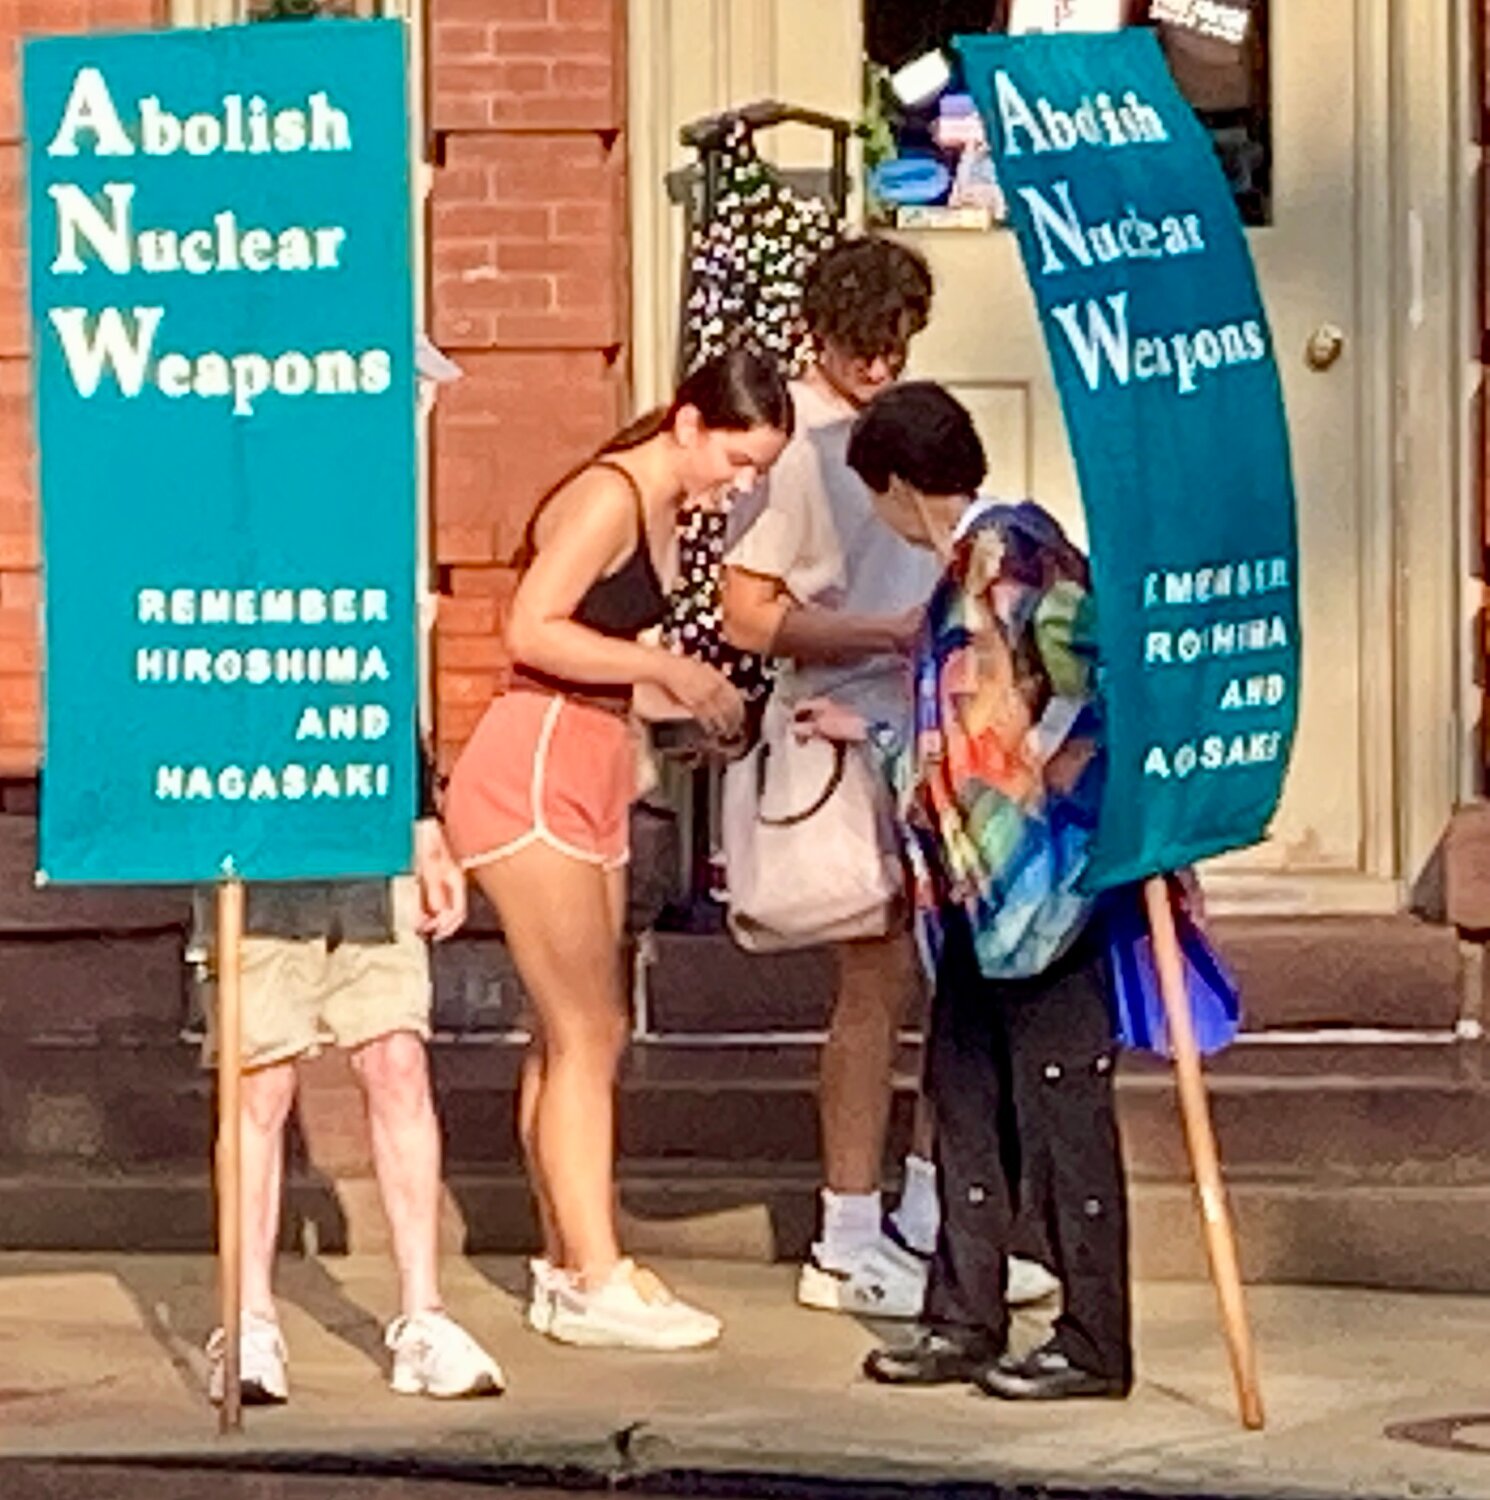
[590, 459, 646, 530]
[521, 460, 644, 569]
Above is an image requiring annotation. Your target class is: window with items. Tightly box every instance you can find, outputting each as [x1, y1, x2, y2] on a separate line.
[863, 0, 1270, 231]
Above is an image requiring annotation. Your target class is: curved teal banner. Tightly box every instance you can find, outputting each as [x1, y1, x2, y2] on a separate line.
[26, 20, 416, 884]
[956, 29, 1300, 890]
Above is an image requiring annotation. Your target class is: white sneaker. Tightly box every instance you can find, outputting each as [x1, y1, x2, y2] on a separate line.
[386, 1309, 505, 1398]
[206, 1310, 288, 1406]
[797, 1236, 926, 1320]
[527, 1257, 562, 1334]
[1008, 1256, 1061, 1307]
[545, 1259, 722, 1351]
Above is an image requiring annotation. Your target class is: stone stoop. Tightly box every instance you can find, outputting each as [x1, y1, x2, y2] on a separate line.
[5, 1029, 1490, 1287]
[2, 793, 1487, 1291]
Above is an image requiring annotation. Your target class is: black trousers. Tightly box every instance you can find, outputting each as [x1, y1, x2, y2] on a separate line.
[923, 915, 1132, 1386]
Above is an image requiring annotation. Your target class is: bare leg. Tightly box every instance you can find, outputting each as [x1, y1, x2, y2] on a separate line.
[603, 866, 627, 947]
[239, 1061, 298, 1318]
[518, 1042, 562, 1264]
[604, 866, 629, 1243]
[351, 1030, 442, 1317]
[518, 864, 626, 1268]
[820, 933, 917, 1194]
[473, 845, 629, 1281]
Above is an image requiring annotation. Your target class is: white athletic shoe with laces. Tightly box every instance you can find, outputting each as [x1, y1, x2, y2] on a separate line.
[797, 1238, 1057, 1318]
[527, 1257, 561, 1334]
[206, 1310, 289, 1406]
[386, 1309, 505, 1398]
[544, 1259, 722, 1350]
[797, 1235, 927, 1320]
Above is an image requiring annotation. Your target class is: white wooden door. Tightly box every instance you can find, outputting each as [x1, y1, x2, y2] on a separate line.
[627, 1, 1467, 914]
[901, 2, 1398, 909]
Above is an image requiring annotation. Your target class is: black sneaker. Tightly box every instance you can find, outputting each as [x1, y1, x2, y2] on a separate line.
[863, 1327, 1001, 1387]
[975, 1342, 1130, 1401]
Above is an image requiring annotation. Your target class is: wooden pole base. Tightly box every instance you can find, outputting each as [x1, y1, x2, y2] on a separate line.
[1143, 875, 1264, 1431]
[216, 878, 245, 1435]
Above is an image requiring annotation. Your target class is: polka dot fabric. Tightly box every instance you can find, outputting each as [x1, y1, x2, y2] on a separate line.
[666, 124, 844, 705]
[666, 507, 774, 702]
[680, 123, 840, 379]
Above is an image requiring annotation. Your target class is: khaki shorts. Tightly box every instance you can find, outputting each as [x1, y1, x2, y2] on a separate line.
[204, 877, 431, 1071]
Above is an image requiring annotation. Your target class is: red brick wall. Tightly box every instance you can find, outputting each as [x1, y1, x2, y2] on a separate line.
[0, 0, 631, 777]
[0, 2, 166, 776]
[428, 0, 629, 770]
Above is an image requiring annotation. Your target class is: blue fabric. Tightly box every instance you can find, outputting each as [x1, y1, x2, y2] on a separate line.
[956, 32, 1301, 891]
[1102, 887, 1240, 1057]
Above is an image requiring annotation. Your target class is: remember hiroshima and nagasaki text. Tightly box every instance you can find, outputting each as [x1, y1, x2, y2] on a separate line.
[1140, 557, 1291, 782]
[138, 586, 396, 803]
[41, 67, 385, 418]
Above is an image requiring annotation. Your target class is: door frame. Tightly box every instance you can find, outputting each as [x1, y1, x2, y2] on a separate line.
[1388, 0, 1479, 900]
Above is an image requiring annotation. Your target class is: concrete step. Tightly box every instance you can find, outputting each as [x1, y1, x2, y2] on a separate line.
[8, 1035, 1489, 1177]
[431, 917, 1471, 1039]
[6, 1030, 1490, 1292]
[640, 918, 1469, 1034]
[0, 930, 189, 1040]
[4, 1164, 1490, 1292]
[0, 816, 191, 934]
[0, 806, 1469, 1043]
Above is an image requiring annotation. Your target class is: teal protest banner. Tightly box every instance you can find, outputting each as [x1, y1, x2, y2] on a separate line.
[26, 20, 416, 884]
[957, 30, 1300, 890]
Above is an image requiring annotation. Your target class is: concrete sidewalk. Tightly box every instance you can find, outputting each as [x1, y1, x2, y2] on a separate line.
[1, 1252, 1488, 1498]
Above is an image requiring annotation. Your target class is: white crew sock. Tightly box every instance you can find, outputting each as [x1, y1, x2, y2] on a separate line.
[817, 1188, 882, 1270]
[890, 1153, 941, 1255]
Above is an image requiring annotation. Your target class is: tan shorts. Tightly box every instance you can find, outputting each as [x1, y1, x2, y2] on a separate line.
[204, 877, 431, 1071]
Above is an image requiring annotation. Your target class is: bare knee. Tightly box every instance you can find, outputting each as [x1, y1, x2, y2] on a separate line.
[351, 1030, 433, 1122]
[543, 1003, 629, 1073]
[242, 1061, 298, 1135]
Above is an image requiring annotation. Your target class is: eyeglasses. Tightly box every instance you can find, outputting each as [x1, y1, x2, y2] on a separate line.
[847, 344, 909, 376]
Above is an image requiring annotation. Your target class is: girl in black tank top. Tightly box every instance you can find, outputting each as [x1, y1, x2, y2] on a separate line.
[566, 462, 668, 638]
[443, 351, 792, 1354]
[510, 461, 669, 705]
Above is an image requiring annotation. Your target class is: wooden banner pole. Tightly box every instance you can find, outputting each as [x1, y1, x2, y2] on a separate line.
[1142, 875, 1264, 1431]
[216, 877, 245, 1436]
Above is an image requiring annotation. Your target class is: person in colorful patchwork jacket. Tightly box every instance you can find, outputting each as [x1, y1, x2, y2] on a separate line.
[796, 381, 1133, 1401]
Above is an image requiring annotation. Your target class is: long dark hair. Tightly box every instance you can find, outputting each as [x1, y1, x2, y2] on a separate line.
[519, 348, 793, 564]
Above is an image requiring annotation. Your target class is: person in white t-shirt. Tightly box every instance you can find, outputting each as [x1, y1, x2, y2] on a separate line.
[724, 236, 1058, 1318]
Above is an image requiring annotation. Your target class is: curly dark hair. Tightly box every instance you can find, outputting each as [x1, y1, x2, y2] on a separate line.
[801, 235, 935, 361]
